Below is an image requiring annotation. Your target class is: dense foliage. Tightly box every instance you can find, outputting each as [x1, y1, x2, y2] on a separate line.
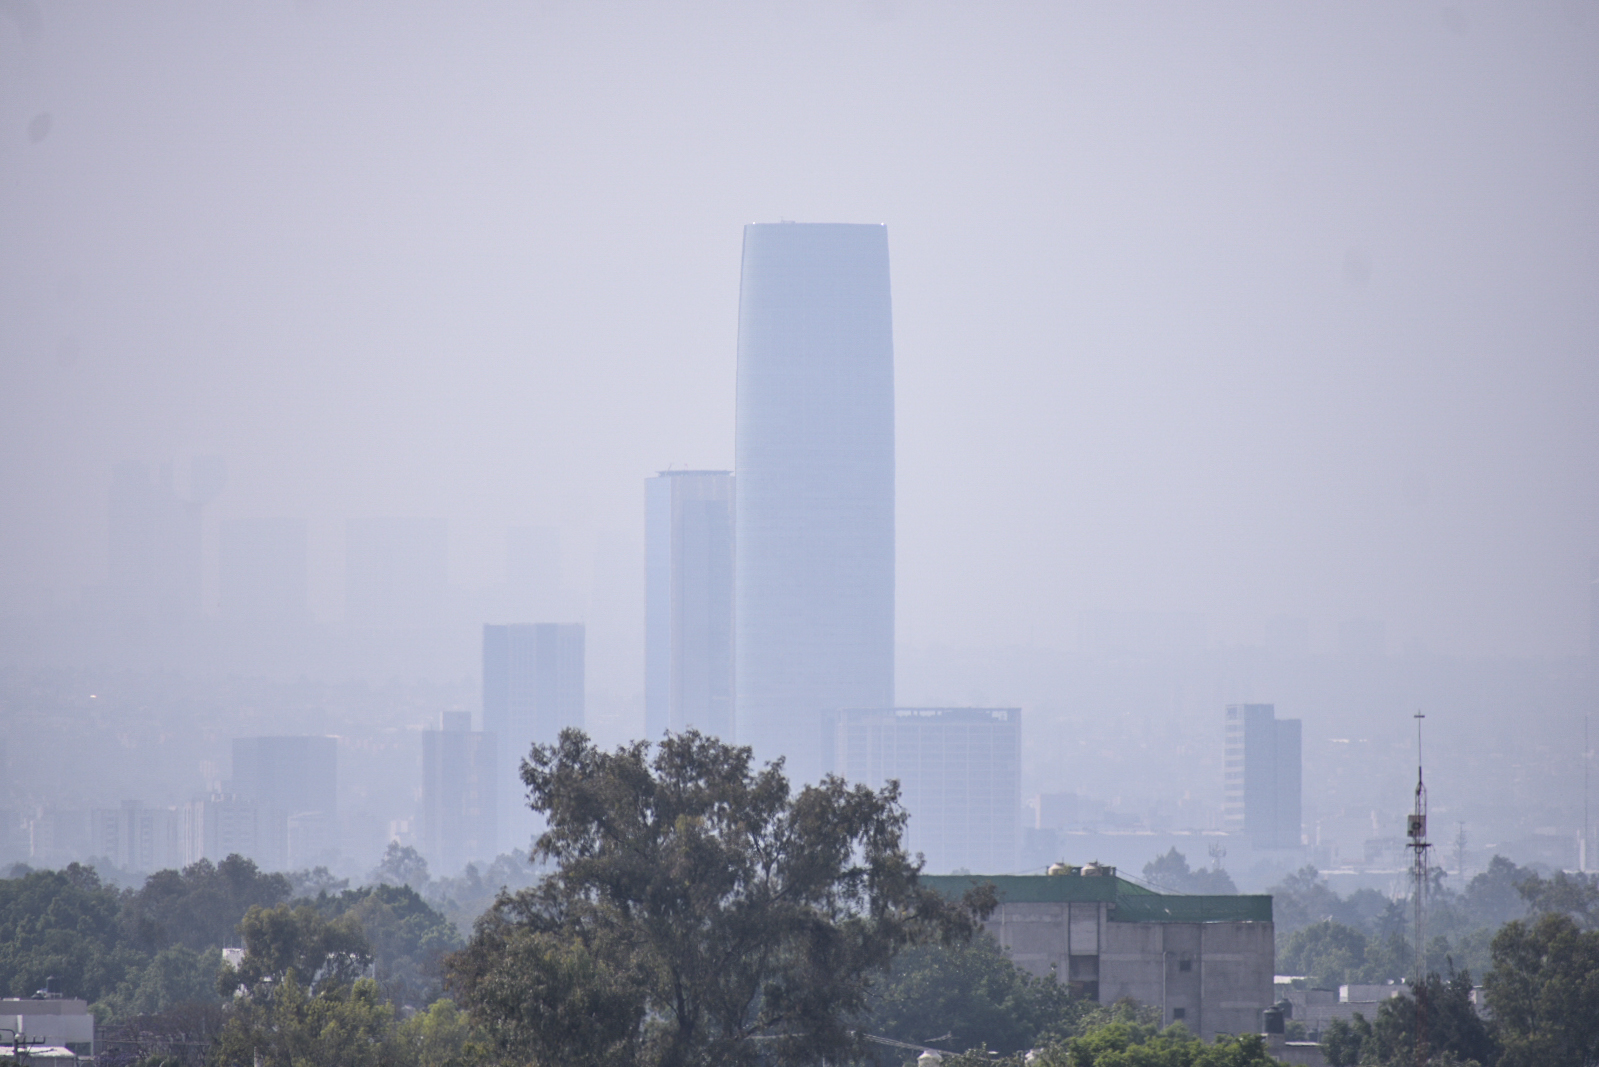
[449, 728, 987, 1067]
[1141, 849, 1238, 895]
[1272, 857, 1542, 988]
[935, 1005, 1282, 1067]
[865, 928, 1086, 1057]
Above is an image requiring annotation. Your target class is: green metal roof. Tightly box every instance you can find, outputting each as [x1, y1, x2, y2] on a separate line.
[921, 874, 1273, 924]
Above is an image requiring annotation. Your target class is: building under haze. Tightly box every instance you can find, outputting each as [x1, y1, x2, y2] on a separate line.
[1224, 704, 1302, 850]
[421, 711, 497, 876]
[834, 707, 1020, 874]
[925, 868, 1274, 1040]
[220, 518, 309, 624]
[483, 623, 584, 852]
[231, 735, 338, 869]
[105, 459, 222, 625]
[345, 518, 447, 629]
[645, 471, 735, 742]
[734, 222, 895, 784]
[90, 801, 184, 873]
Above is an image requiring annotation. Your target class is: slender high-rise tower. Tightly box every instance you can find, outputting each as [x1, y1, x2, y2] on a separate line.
[734, 222, 895, 784]
[645, 471, 735, 742]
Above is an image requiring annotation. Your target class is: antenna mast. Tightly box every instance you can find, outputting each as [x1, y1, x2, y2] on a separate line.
[1408, 711, 1432, 1067]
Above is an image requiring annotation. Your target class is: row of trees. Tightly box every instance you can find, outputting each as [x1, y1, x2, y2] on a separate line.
[9, 727, 1599, 1065]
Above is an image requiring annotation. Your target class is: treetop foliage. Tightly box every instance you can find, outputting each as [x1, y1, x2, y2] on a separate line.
[449, 728, 990, 1067]
[1140, 848, 1238, 896]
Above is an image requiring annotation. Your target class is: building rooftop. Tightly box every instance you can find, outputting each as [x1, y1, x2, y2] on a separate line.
[921, 870, 1273, 924]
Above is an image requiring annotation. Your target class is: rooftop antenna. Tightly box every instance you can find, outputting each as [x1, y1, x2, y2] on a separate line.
[1407, 710, 1432, 1067]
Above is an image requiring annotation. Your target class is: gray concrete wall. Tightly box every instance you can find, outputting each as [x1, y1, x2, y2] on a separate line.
[978, 904, 1274, 1042]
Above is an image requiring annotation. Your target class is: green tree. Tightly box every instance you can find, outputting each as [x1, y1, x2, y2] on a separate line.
[1322, 968, 1497, 1066]
[865, 931, 1084, 1056]
[212, 975, 413, 1067]
[220, 903, 372, 997]
[123, 855, 292, 953]
[1483, 912, 1599, 1067]
[0, 863, 142, 1003]
[1280, 921, 1369, 987]
[447, 728, 986, 1067]
[1141, 849, 1238, 895]
[372, 843, 432, 891]
[100, 945, 224, 1018]
[397, 998, 493, 1067]
[320, 883, 462, 1009]
[1516, 870, 1599, 930]
[938, 1008, 1282, 1067]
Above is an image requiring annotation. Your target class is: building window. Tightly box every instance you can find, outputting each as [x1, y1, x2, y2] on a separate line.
[1179, 959, 1192, 972]
[1172, 1008, 1186, 1020]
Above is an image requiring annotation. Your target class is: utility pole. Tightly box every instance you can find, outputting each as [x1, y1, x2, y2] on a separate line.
[1407, 711, 1432, 1067]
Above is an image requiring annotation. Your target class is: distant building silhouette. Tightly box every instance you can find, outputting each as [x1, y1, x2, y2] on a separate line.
[645, 471, 734, 742]
[181, 794, 260, 866]
[220, 518, 309, 624]
[90, 801, 183, 872]
[345, 518, 447, 629]
[231, 736, 338, 868]
[734, 223, 895, 783]
[834, 707, 1020, 874]
[106, 461, 209, 624]
[1223, 704, 1302, 849]
[421, 711, 497, 876]
[483, 623, 584, 853]
[506, 526, 565, 619]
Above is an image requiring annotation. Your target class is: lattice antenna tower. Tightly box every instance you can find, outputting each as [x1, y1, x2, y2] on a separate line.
[1407, 711, 1432, 1066]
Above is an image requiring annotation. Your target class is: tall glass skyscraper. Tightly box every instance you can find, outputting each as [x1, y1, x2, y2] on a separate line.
[734, 222, 895, 784]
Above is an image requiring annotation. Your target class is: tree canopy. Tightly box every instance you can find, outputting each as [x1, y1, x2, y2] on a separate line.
[1141, 848, 1238, 895]
[448, 728, 989, 1067]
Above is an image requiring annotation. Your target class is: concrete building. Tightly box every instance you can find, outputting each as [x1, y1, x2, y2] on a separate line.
[1224, 704, 1302, 850]
[231, 736, 338, 869]
[0, 992, 96, 1058]
[734, 222, 895, 784]
[926, 867, 1275, 1041]
[483, 622, 584, 852]
[645, 471, 735, 742]
[89, 801, 183, 872]
[182, 794, 260, 865]
[1277, 982, 1405, 1041]
[220, 517, 309, 624]
[834, 707, 1020, 874]
[345, 517, 447, 629]
[421, 711, 498, 875]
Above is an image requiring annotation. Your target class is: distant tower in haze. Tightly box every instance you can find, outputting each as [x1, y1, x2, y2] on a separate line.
[231, 735, 338, 869]
[220, 518, 309, 624]
[645, 471, 735, 742]
[107, 458, 222, 624]
[734, 222, 895, 784]
[834, 707, 1021, 874]
[345, 518, 447, 629]
[483, 623, 584, 852]
[1223, 704, 1302, 849]
[421, 712, 497, 875]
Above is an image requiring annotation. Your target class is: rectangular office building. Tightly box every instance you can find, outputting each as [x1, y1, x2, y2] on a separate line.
[422, 711, 497, 876]
[834, 707, 1020, 875]
[645, 471, 735, 742]
[483, 623, 584, 853]
[1224, 704, 1302, 850]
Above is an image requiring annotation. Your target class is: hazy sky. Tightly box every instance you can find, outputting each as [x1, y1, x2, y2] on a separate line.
[3, 1, 1596, 660]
